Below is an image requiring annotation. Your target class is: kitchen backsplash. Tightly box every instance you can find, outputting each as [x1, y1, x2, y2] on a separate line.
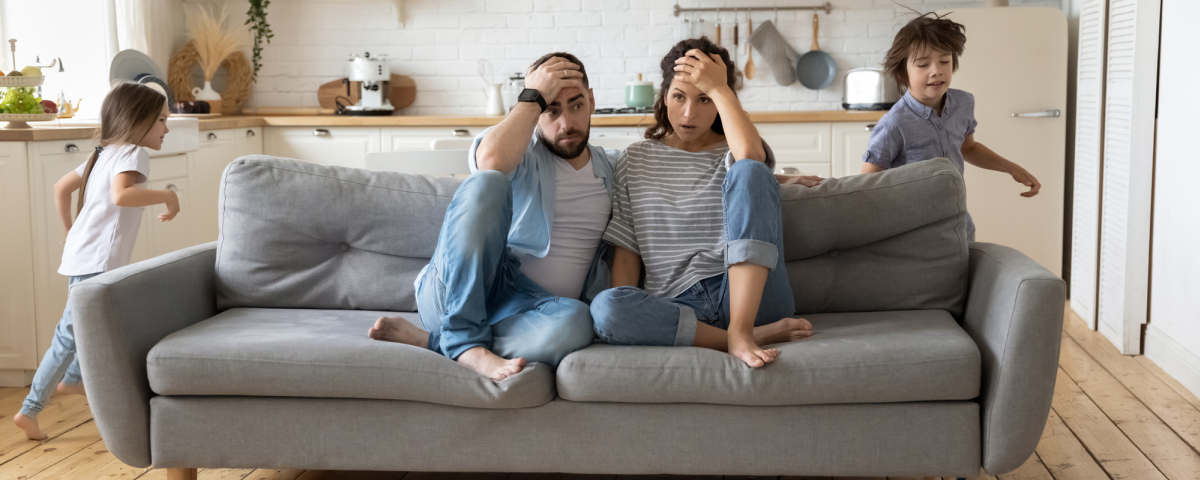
[249, 0, 1061, 114]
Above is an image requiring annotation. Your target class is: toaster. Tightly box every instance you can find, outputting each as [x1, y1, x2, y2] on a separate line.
[842, 68, 902, 111]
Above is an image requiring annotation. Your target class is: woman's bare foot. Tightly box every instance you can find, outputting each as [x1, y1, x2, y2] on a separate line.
[754, 317, 813, 345]
[12, 413, 47, 441]
[56, 381, 86, 396]
[456, 347, 525, 382]
[367, 316, 429, 349]
[729, 332, 779, 368]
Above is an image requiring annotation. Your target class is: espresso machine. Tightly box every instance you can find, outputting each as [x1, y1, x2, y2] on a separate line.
[341, 52, 393, 116]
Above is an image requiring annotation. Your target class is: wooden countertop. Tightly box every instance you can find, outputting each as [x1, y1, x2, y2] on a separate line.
[1, 110, 886, 141]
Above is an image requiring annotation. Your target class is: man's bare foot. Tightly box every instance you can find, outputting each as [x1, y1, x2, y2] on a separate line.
[12, 413, 47, 441]
[729, 332, 779, 368]
[456, 347, 526, 382]
[56, 381, 85, 396]
[367, 316, 429, 349]
[754, 317, 813, 346]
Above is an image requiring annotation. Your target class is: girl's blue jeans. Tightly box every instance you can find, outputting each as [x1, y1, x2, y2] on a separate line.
[20, 272, 100, 418]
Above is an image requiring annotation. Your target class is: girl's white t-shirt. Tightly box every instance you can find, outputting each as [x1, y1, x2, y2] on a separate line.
[58, 144, 150, 276]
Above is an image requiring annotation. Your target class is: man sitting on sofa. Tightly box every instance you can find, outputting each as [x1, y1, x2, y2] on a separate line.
[366, 52, 612, 381]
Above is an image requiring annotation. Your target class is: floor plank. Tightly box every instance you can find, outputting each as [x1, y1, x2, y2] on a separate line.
[1064, 312, 1200, 453]
[1059, 335, 1200, 479]
[200, 468, 258, 479]
[0, 420, 101, 479]
[242, 469, 306, 480]
[84, 456, 151, 480]
[0, 394, 91, 464]
[1033, 408, 1109, 480]
[994, 453, 1053, 480]
[1051, 367, 1166, 480]
[1134, 355, 1200, 412]
[26, 437, 112, 479]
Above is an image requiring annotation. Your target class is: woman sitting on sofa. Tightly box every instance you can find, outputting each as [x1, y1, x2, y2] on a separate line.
[589, 37, 816, 368]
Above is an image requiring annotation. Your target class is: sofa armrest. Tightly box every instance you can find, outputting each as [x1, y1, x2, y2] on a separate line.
[73, 242, 218, 468]
[962, 242, 1065, 475]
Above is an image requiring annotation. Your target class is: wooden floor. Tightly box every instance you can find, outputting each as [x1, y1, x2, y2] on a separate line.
[2, 304, 1199, 480]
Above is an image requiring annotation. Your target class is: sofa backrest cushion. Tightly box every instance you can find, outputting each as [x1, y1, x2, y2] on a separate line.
[781, 158, 969, 315]
[216, 156, 967, 316]
[215, 157, 461, 311]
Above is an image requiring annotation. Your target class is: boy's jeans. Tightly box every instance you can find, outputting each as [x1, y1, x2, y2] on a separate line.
[415, 170, 595, 367]
[20, 272, 101, 417]
[590, 159, 796, 346]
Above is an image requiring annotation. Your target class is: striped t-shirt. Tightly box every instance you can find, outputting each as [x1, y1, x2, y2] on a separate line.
[603, 139, 775, 299]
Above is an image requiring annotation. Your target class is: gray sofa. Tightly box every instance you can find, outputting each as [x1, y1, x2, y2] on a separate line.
[74, 156, 1064, 478]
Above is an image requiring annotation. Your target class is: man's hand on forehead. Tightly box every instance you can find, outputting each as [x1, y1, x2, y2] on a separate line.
[524, 57, 585, 108]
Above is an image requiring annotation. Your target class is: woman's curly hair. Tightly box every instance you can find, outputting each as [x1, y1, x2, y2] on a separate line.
[645, 37, 736, 140]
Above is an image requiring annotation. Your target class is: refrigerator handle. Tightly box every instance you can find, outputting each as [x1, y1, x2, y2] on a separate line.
[1011, 109, 1061, 118]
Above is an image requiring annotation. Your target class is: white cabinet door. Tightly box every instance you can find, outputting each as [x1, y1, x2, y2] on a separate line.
[28, 139, 96, 358]
[0, 142, 38, 371]
[758, 123, 832, 178]
[590, 127, 645, 151]
[831, 122, 876, 178]
[192, 130, 237, 243]
[143, 175, 194, 258]
[381, 127, 479, 152]
[265, 127, 380, 169]
[236, 127, 263, 157]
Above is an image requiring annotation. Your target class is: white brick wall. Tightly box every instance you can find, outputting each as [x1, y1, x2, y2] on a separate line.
[250, 0, 1060, 114]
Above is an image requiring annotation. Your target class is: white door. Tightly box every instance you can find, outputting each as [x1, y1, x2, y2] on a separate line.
[759, 123, 832, 178]
[0, 142, 38, 371]
[264, 127, 381, 169]
[237, 127, 264, 157]
[831, 122, 875, 178]
[144, 176, 194, 258]
[1070, 0, 1109, 330]
[939, 7, 1068, 277]
[192, 130, 237, 243]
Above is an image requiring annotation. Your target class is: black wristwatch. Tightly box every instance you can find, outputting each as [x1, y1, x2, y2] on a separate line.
[517, 88, 547, 113]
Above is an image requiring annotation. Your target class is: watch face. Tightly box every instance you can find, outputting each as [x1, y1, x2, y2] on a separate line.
[519, 89, 540, 101]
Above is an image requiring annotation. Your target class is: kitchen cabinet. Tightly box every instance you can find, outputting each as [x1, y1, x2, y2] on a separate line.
[831, 122, 875, 178]
[192, 127, 261, 243]
[758, 123, 831, 178]
[0, 141, 37, 375]
[381, 127, 479, 151]
[237, 127, 263, 157]
[264, 127, 380, 169]
[126, 153, 194, 264]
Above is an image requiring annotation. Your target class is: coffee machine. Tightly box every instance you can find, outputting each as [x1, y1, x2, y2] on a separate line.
[342, 52, 393, 116]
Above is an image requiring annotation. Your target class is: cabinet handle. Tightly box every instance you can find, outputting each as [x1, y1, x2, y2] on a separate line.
[246, 129, 256, 137]
[165, 184, 178, 192]
[65, 143, 79, 153]
[207, 132, 218, 140]
[452, 129, 470, 137]
[865, 124, 876, 132]
[313, 129, 331, 137]
[779, 167, 801, 175]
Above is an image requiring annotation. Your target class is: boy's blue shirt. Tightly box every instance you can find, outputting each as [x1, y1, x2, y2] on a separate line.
[863, 87, 978, 239]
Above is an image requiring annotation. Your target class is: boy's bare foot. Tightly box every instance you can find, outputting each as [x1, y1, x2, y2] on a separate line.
[12, 413, 47, 441]
[754, 317, 813, 346]
[368, 316, 429, 349]
[729, 332, 779, 368]
[56, 381, 86, 396]
[456, 347, 525, 382]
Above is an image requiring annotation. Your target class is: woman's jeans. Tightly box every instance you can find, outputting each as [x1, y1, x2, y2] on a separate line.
[414, 170, 595, 366]
[590, 160, 795, 346]
[20, 272, 100, 418]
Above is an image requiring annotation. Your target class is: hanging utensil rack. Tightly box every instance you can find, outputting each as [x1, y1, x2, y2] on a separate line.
[673, 2, 832, 16]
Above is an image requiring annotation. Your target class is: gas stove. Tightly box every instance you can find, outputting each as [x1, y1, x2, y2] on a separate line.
[594, 107, 654, 115]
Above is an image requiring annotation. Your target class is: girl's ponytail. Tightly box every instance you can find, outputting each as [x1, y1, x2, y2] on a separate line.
[75, 82, 168, 216]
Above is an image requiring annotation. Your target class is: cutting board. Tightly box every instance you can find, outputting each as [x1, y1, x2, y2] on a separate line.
[317, 75, 416, 110]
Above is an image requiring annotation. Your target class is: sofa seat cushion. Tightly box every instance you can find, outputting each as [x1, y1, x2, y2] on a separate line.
[556, 310, 980, 406]
[147, 308, 554, 409]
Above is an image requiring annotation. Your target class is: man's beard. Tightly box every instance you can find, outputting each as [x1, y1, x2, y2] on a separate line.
[539, 129, 590, 159]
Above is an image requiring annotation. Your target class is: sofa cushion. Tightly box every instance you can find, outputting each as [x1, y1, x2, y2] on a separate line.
[147, 308, 554, 409]
[556, 310, 980, 406]
[781, 158, 969, 316]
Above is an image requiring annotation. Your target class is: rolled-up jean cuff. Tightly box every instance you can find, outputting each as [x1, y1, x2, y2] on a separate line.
[674, 304, 698, 346]
[62, 373, 81, 385]
[726, 239, 779, 270]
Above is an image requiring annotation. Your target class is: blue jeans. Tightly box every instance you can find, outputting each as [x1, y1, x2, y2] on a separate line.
[415, 170, 595, 366]
[591, 159, 795, 346]
[20, 272, 100, 417]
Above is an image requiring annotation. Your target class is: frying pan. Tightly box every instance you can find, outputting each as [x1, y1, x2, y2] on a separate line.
[796, 13, 836, 90]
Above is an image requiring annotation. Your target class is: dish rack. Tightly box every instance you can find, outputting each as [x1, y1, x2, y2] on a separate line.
[1, 75, 56, 129]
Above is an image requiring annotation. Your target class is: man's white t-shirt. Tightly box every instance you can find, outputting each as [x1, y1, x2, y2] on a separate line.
[518, 157, 611, 299]
[59, 144, 150, 276]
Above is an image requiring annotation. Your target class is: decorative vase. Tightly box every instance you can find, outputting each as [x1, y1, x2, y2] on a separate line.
[192, 80, 223, 114]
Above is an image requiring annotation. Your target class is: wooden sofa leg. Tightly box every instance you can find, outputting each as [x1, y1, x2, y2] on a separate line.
[167, 468, 198, 480]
